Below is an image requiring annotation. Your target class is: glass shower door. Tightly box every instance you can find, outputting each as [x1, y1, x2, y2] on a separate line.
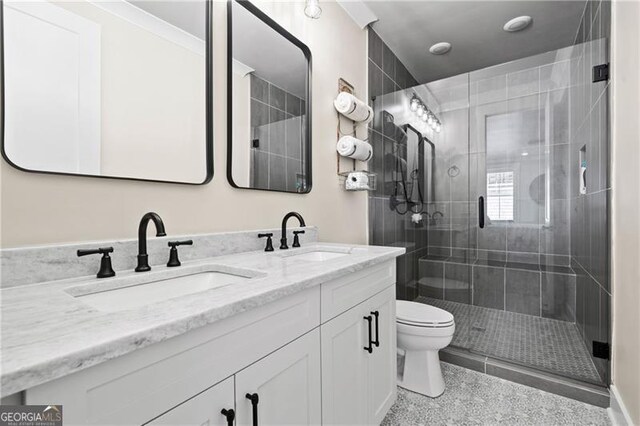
[469, 89, 544, 358]
[467, 50, 610, 385]
[419, 75, 474, 352]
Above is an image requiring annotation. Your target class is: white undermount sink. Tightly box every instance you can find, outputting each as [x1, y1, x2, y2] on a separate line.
[284, 250, 350, 262]
[65, 265, 260, 312]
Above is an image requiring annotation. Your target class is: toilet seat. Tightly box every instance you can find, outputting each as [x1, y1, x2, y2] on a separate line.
[396, 300, 454, 328]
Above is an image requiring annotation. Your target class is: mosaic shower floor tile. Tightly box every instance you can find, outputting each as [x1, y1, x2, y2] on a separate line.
[415, 297, 602, 384]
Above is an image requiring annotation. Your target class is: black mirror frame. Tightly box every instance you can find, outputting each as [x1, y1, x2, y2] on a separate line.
[0, 0, 214, 185]
[226, 0, 312, 194]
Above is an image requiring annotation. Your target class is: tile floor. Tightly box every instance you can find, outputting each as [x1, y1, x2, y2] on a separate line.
[382, 363, 611, 426]
[416, 297, 602, 383]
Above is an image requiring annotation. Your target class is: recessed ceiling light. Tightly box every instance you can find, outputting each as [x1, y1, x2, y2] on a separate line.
[521, 152, 529, 156]
[504, 16, 532, 32]
[429, 42, 451, 55]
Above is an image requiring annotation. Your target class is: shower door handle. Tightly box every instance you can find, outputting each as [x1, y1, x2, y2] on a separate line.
[478, 196, 485, 229]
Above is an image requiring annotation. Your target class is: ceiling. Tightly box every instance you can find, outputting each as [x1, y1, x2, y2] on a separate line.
[131, 1, 206, 40]
[364, 1, 585, 83]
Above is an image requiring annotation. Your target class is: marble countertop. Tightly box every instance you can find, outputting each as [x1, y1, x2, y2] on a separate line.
[0, 243, 404, 396]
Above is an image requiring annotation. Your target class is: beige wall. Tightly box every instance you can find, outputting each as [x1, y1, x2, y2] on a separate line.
[0, 1, 369, 248]
[611, 0, 640, 424]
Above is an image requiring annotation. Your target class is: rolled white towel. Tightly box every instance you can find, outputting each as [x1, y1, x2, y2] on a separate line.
[337, 135, 373, 162]
[334, 92, 373, 123]
[345, 172, 371, 190]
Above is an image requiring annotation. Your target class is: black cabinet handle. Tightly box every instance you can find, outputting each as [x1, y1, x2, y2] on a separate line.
[245, 393, 259, 426]
[363, 315, 373, 353]
[371, 311, 380, 347]
[221, 408, 235, 426]
[478, 196, 485, 229]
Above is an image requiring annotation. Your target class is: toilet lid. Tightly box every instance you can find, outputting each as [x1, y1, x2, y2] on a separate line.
[396, 300, 454, 327]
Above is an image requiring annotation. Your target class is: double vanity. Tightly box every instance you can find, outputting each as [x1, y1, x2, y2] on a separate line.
[0, 0, 394, 420]
[0, 0, 401, 423]
[0, 224, 404, 425]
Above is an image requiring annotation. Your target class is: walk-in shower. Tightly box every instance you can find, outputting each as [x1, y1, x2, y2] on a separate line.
[368, 1, 610, 388]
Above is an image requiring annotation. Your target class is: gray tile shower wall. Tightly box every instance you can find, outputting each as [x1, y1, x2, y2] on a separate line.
[250, 75, 305, 191]
[367, 29, 423, 300]
[568, 0, 611, 384]
[418, 255, 577, 322]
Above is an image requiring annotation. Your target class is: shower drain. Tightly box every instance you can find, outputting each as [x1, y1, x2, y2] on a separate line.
[471, 324, 487, 332]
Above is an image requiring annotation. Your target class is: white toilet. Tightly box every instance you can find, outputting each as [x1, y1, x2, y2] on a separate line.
[396, 300, 455, 398]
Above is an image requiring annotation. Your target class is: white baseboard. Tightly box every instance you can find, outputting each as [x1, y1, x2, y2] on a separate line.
[608, 385, 636, 426]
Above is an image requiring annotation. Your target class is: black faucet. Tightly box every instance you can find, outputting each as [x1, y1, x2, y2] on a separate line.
[77, 247, 116, 278]
[292, 230, 305, 248]
[135, 212, 167, 272]
[167, 240, 193, 267]
[280, 212, 306, 250]
[258, 233, 275, 252]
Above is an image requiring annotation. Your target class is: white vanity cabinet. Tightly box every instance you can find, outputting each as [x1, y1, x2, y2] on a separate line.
[23, 260, 397, 426]
[148, 330, 321, 426]
[235, 330, 322, 426]
[147, 377, 235, 426]
[26, 285, 321, 425]
[367, 287, 397, 425]
[320, 285, 396, 426]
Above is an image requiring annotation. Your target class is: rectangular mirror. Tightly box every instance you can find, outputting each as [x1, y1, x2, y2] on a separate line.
[227, 0, 311, 193]
[1, 0, 213, 184]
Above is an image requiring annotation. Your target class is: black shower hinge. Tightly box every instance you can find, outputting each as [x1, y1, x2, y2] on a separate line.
[252, 139, 260, 148]
[592, 341, 610, 360]
[592, 63, 609, 83]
